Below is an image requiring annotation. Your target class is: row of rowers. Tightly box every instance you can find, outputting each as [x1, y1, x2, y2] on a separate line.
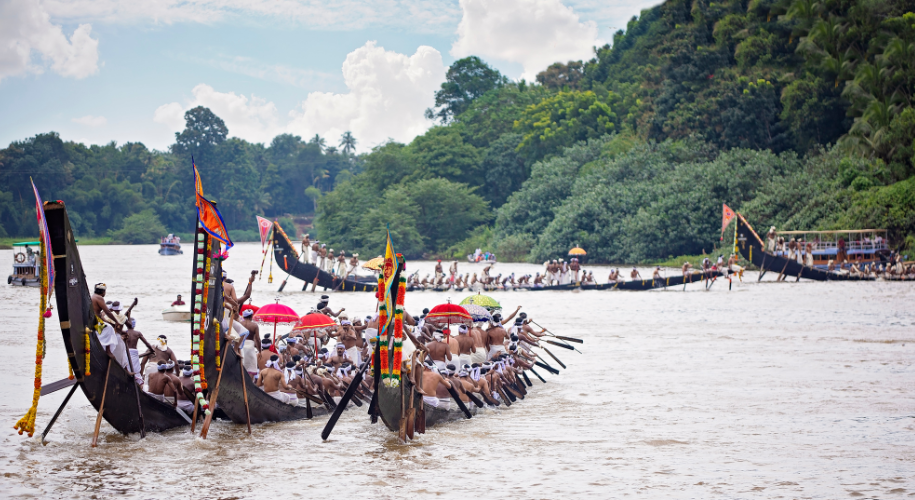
[213, 295, 547, 410]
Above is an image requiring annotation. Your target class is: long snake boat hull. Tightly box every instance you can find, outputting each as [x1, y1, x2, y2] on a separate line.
[593, 270, 724, 290]
[272, 221, 377, 292]
[735, 214, 876, 281]
[376, 380, 476, 434]
[46, 201, 189, 434]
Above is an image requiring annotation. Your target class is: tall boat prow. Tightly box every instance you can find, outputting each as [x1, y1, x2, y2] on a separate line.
[46, 201, 189, 435]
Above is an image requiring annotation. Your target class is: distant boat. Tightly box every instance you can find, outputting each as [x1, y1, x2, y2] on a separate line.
[158, 234, 182, 255]
[7, 241, 41, 287]
[161, 304, 192, 322]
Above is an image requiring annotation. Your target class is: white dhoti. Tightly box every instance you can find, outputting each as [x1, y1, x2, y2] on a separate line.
[423, 396, 440, 408]
[242, 343, 258, 376]
[311, 251, 318, 264]
[147, 393, 176, 405]
[97, 323, 129, 373]
[729, 264, 744, 273]
[437, 397, 452, 410]
[488, 345, 507, 359]
[127, 348, 143, 385]
[433, 360, 447, 371]
[346, 347, 362, 366]
[177, 399, 195, 413]
[469, 350, 487, 365]
[222, 316, 246, 342]
[457, 353, 472, 367]
[268, 391, 298, 405]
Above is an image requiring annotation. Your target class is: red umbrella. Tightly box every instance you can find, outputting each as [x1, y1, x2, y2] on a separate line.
[426, 303, 472, 327]
[252, 301, 299, 351]
[239, 304, 260, 316]
[292, 312, 336, 357]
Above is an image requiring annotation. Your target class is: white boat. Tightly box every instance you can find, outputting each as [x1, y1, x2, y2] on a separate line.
[161, 304, 192, 322]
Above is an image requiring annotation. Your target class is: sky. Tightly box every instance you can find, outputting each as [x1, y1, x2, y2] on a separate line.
[0, 0, 662, 153]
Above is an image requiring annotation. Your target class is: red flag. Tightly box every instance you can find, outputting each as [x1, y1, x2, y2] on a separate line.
[721, 203, 736, 240]
[256, 216, 271, 248]
[193, 159, 233, 249]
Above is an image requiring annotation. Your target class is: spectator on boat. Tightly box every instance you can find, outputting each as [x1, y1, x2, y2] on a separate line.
[171, 295, 185, 306]
[653, 266, 662, 280]
[777, 236, 785, 254]
[348, 253, 359, 275]
[147, 362, 180, 407]
[681, 261, 692, 277]
[570, 258, 581, 282]
[805, 243, 814, 267]
[766, 226, 777, 252]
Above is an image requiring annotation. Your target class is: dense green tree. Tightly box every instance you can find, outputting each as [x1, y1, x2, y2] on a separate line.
[515, 91, 620, 161]
[408, 126, 482, 186]
[536, 61, 585, 90]
[109, 209, 167, 244]
[425, 56, 509, 124]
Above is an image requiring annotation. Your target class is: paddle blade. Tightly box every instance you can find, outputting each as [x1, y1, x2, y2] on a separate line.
[535, 361, 560, 375]
[321, 366, 367, 440]
[554, 335, 583, 344]
[545, 339, 574, 350]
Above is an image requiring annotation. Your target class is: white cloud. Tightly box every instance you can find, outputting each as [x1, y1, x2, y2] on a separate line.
[0, 0, 99, 82]
[72, 115, 107, 127]
[41, 0, 461, 32]
[155, 42, 444, 151]
[451, 0, 600, 80]
[154, 84, 283, 143]
[287, 41, 444, 150]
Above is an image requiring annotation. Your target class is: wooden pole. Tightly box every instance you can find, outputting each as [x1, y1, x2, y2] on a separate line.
[91, 359, 112, 447]
[239, 348, 252, 434]
[123, 344, 146, 439]
[199, 315, 236, 439]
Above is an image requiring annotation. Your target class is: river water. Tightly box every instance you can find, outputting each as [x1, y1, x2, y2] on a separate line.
[0, 243, 912, 499]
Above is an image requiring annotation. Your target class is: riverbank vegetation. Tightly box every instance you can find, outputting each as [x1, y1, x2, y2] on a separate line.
[1, 0, 913, 260]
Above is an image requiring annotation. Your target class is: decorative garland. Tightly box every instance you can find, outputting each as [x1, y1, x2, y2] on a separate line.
[389, 275, 406, 386]
[14, 238, 48, 437]
[377, 273, 390, 385]
[190, 223, 211, 415]
[84, 328, 91, 377]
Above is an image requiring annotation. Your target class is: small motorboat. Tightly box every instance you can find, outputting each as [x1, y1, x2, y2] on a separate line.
[159, 234, 183, 255]
[162, 303, 192, 322]
[8, 241, 41, 287]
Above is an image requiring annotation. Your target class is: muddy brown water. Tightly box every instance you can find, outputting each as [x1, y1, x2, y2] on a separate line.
[1, 243, 912, 498]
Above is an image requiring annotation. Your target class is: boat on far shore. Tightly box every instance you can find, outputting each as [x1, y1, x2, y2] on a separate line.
[158, 234, 183, 255]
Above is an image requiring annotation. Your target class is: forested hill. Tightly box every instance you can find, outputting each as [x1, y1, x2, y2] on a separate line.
[318, 0, 915, 262]
[2, 0, 914, 261]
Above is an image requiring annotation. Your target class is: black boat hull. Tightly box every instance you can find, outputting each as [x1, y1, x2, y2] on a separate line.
[735, 214, 876, 281]
[272, 222, 377, 292]
[46, 202, 189, 434]
[377, 380, 474, 433]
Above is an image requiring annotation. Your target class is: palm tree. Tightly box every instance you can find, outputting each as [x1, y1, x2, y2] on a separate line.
[308, 134, 326, 152]
[339, 131, 357, 155]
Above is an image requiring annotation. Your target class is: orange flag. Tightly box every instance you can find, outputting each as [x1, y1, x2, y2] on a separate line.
[193, 158, 233, 249]
[721, 203, 736, 240]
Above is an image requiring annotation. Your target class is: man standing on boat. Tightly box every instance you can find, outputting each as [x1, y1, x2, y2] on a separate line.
[122, 318, 155, 386]
[484, 318, 509, 360]
[301, 234, 311, 263]
[728, 254, 744, 280]
[766, 226, 778, 253]
[570, 258, 581, 283]
[434, 260, 444, 282]
[239, 308, 261, 378]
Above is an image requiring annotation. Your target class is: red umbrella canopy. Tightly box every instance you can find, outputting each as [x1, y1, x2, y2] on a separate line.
[293, 312, 336, 332]
[426, 303, 472, 327]
[252, 302, 299, 325]
[239, 304, 260, 316]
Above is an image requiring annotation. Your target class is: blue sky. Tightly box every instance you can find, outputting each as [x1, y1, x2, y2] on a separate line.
[0, 0, 661, 152]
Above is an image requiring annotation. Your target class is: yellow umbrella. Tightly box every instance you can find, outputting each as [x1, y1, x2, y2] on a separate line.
[362, 256, 384, 271]
[569, 247, 587, 256]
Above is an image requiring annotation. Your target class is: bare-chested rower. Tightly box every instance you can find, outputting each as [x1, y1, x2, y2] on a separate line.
[147, 362, 181, 407]
[257, 355, 297, 405]
[143, 334, 178, 376]
[426, 331, 452, 371]
[121, 318, 155, 386]
[418, 360, 453, 409]
[454, 325, 477, 367]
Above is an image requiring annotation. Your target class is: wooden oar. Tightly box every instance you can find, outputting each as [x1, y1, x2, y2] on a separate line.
[497, 387, 512, 406]
[238, 350, 253, 433]
[123, 348, 146, 439]
[544, 339, 574, 351]
[199, 322, 235, 439]
[541, 346, 566, 369]
[465, 390, 485, 408]
[40, 382, 79, 444]
[40, 377, 77, 396]
[534, 360, 560, 375]
[531, 320, 583, 344]
[521, 371, 533, 387]
[758, 253, 768, 281]
[322, 344, 376, 440]
[528, 367, 546, 383]
[91, 359, 112, 447]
